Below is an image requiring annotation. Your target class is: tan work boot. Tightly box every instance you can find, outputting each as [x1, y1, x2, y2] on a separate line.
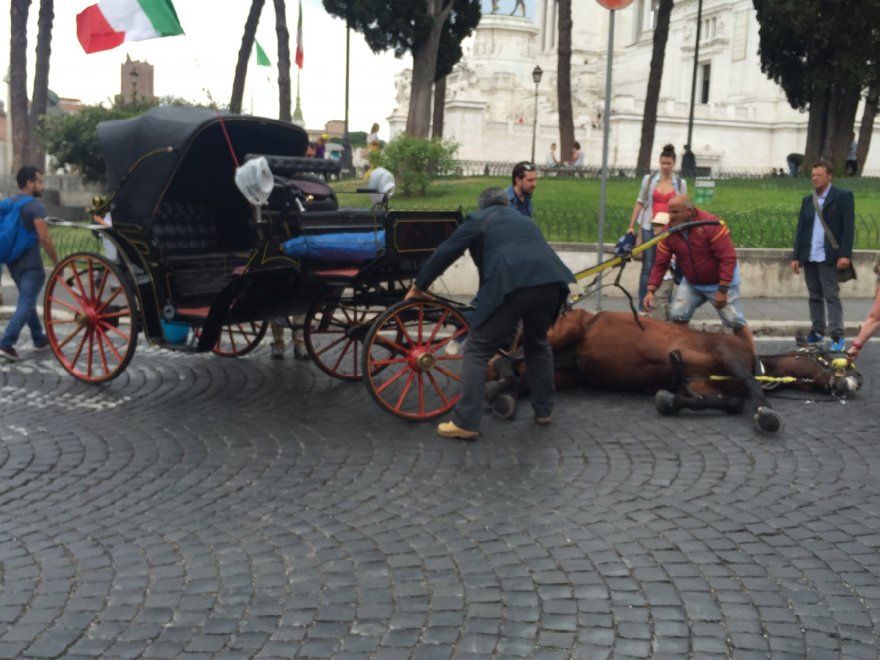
[437, 421, 479, 440]
[534, 415, 552, 426]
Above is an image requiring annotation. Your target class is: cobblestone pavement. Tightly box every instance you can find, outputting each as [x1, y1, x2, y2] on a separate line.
[0, 341, 878, 659]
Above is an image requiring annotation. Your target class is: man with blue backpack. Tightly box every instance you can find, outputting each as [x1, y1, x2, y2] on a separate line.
[0, 166, 59, 361]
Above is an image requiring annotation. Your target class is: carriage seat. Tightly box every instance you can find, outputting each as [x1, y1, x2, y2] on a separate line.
[151, 202, 224, 254]
[296, 207, 386, 234]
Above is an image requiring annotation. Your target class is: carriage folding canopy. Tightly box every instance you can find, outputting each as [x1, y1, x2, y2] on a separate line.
[98, 106, 309, 225]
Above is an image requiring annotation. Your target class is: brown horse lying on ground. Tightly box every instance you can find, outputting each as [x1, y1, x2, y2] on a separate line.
[486, 309, 863, 434]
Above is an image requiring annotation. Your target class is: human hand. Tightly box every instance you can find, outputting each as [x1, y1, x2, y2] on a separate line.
[846, 340, 863, 361]
[837, 257, 852, 271]
[643, 291, 654, 312]
[790, 260, 800, 275]
[405, 286, 432, 301]
[713, 290, 728, 309]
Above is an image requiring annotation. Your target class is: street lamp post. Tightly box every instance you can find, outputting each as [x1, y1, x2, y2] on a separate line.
[530, 65, 543, 163]
[341, 2, 353, 176]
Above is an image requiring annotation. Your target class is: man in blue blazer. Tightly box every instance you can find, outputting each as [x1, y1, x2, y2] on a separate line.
[790, 160, 855, 351]
[406, 188, 575, 439]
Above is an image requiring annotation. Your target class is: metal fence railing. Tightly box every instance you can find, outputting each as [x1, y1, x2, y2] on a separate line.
[450, 160, 880, 181]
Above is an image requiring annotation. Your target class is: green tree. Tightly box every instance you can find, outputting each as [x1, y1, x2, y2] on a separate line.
[29, 0, 55, 169]
[230, 0, 266, 114]
[753, 0, 880, 175]
[323, 0, 481, 138]
[635, 0, 674, 176]
[10, 0, 32, 171]
[39, 98, 208, 182]
[431, 0, 481, 138]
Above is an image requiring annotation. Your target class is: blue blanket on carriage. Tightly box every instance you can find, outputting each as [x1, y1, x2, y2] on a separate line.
[283, 230, 385, 262]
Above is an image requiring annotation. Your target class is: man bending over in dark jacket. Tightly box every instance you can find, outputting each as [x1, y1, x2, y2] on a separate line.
[406, 188, 575, 440]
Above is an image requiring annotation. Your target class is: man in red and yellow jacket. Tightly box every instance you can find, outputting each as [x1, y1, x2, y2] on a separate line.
[643, 195, 755, 352]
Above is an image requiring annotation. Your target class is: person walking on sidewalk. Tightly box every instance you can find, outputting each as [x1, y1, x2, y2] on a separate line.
[642, 195, 756, 354]
[0, 166, 60, 361]
[790, 159, 855, 352]
[405, 187, 575, 440]
[846, 252, 880, 361]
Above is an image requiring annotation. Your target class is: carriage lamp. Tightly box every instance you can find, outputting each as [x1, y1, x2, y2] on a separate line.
[530, 65, 543, 163]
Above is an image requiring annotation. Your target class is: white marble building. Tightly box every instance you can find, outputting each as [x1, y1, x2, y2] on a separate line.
[388, 0, 879, 173]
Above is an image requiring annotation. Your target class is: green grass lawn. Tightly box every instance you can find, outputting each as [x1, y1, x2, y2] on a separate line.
[334, 176, 880, 248]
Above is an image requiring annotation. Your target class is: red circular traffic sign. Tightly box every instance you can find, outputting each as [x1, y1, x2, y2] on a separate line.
[595, 0, 635, 9]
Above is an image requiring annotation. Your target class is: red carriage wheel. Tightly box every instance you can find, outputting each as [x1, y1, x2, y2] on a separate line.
[211, 320, 267, 357]
[362, 299, 468, 421]
[303, 295, 383, 381]
[43, 252, 139, 383]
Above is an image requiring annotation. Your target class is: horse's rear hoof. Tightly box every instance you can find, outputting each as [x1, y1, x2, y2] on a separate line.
[492, 394, 518, 420]
[655, 389, 678, 415]
[754, 406, 783, 434]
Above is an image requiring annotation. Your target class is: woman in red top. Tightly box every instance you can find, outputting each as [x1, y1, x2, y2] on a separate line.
[627, 144, 687, 313]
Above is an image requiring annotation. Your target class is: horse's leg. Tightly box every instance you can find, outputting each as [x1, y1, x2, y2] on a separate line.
[655, 387, 746, 416]
[716, 344, 783, 434]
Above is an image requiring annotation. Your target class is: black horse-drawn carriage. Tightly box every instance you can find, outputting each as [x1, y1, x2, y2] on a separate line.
[44, 107, 470, 420]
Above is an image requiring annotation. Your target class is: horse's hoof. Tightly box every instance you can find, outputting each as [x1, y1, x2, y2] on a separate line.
[754, 406, 783, 434]
[492, 394, 518, 420]
[655, 389, 678, 415]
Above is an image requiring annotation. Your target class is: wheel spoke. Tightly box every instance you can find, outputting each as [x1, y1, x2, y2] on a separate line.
[370, 357, 407, 367]
[70, 328, 89, 369]
[426, 310, 449, 345]
[96, 324, 124, 362]
[100, 321, 131, 342]
[374, 332, 408, 356]
[95, 286, 124, 313]
[374, 365, 410, 394]
[315, 334, 348, 357]
[430, 326, 468, 352]
[48, 296, 82, 314]
[71, 266, 90, 302]
[86, 330, 95, 379]
[417, 373, 425, 415]
[434, 365, 462, 382]
[57, 324, 85, 350]
[97, 308, 131, 320]
[95, 325, 109, 376]
[426, 371, 451, 406]
[394, 315, 416, 347]
[87, 258, 96, 302]
[57, 274, 85, 307]
[94, 266, 109, 305]
[331, 339, 354, 372]
[394, 371, 416, 412]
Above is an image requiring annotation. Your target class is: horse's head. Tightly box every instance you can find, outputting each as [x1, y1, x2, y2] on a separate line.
[827, 356, 864, 398]
[761, 347, 863, 398]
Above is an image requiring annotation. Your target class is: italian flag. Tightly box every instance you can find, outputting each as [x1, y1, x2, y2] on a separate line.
[77, 0, 184, 54]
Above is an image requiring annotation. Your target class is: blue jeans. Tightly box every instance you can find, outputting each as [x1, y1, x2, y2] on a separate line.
[1, 264, 47, 349]
[637, 227, 656, 312]
[670, 279, 747, 329]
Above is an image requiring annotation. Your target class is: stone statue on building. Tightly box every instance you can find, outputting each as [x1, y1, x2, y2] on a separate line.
[510, 0, 526, 16]
[490, 0, 500, 13]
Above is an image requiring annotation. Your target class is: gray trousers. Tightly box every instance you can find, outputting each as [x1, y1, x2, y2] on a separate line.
[453, 283, 562, 431]
[804, 261, 844, 339]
